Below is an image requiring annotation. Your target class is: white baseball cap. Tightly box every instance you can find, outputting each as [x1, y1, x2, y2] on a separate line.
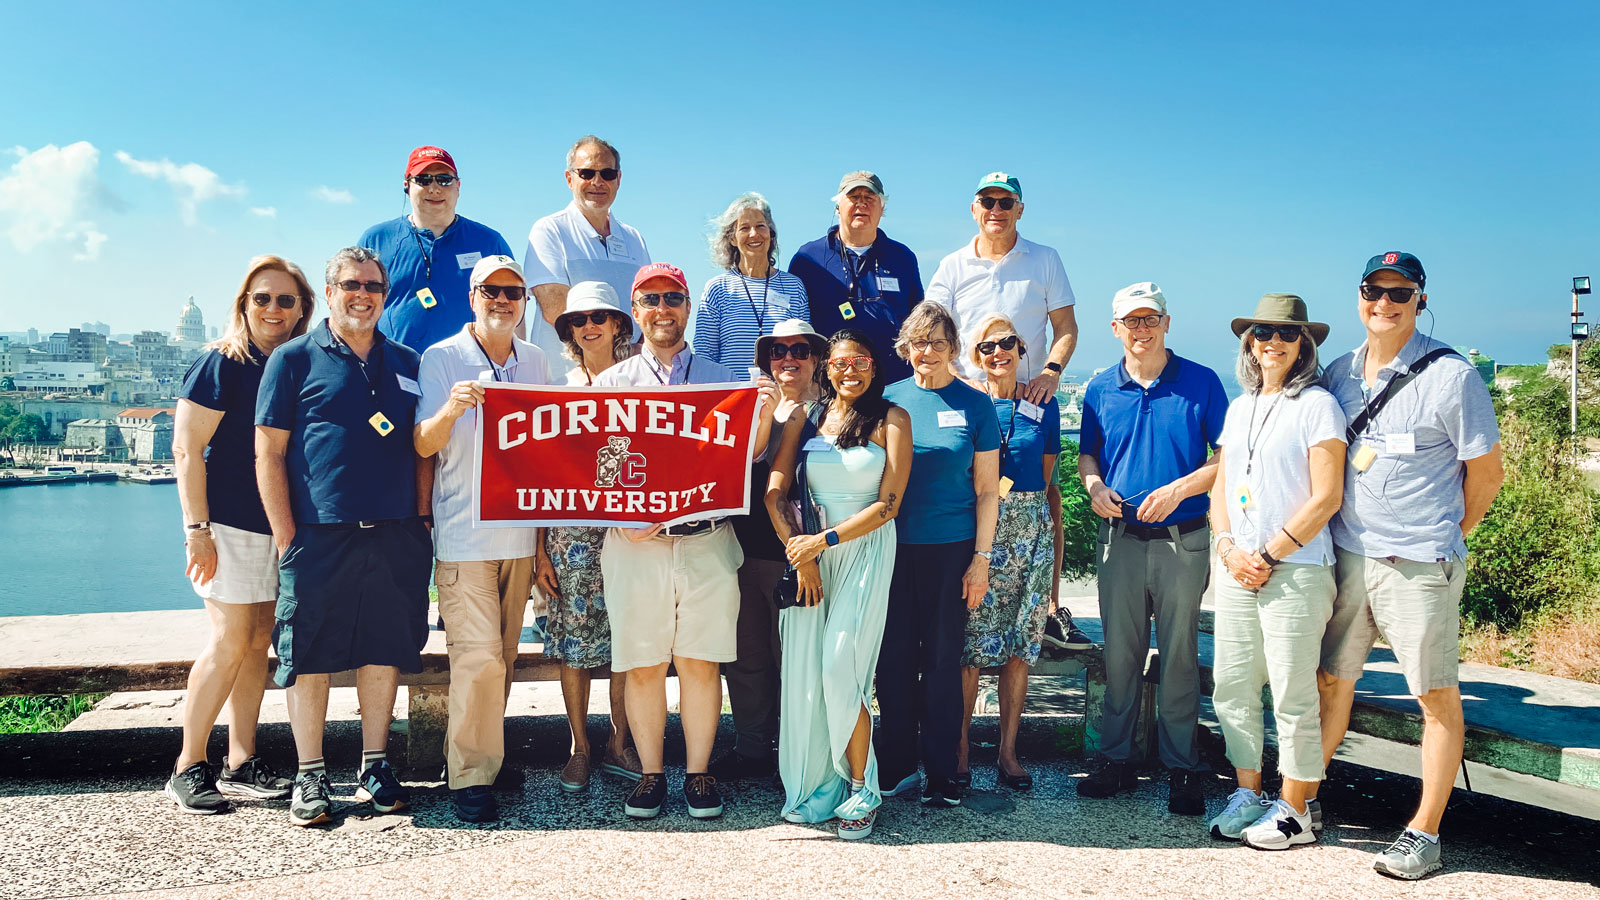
[469, 254, 524, 288]
[1112, 282, 1167, 319]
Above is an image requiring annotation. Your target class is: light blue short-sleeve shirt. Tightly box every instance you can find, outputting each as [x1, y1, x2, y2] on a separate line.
[1323, 332, 1500, 562]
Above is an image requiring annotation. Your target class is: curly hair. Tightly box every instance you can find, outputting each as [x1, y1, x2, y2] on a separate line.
[708, 192, 779, 272]
[818, 329, 893, 450]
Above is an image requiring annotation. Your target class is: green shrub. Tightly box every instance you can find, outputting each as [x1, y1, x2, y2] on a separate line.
[1504, 371, 1600, 439]
[1055, 438, 1098, 579]
[0, 694, 108, 733]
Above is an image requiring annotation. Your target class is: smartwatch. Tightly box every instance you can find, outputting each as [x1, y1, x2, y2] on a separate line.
[974, 548, 992, 560]
[825, 530, 840, 547]
[1043, 362, 1063, 374]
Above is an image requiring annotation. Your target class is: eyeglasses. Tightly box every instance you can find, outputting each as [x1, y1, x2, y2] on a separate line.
[1250, 324, 1303, 343]
[409, 173, 458, 187]
[476, 285, 526, 301]
[977, 196, 1018, 211]
[570, 311, 613, 326]
[828, 356, 874, 373]
[976, 335, 1020, 355]
[335, 279, 386, 295]
[571, 167, 619, 182]
[1359, 284, 1420, 304]
[909, 338, 951, 352]
[249, 292, 299, 310]
[1118, 314, 1165, 329]
[769, 343, 813, 360]
[636, 292, 687, 308]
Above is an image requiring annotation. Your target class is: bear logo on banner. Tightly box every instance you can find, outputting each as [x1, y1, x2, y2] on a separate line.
[595, 436, 647, 488]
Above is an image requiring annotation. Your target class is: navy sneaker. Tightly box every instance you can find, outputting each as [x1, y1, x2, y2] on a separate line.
[684, 773, 724, 819]
[289, 770, 332, 826]
[355, 759, 409, 813]
[165, 762, 229, 814]
[920, 775, 962, 808]
[625, 773, 667, 819]
[1043, 610, 1094, 650]
[454, 785, 498, 823]
[1077, 759, 1138, 798]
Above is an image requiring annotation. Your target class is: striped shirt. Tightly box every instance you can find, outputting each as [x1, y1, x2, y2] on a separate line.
[692, 271, 809, 370]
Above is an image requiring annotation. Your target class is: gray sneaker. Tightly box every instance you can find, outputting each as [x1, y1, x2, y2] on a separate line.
[1373, 830, 1443, 880]
[1208, 787, 1271, 840]
[1307, 797, 1323, 832]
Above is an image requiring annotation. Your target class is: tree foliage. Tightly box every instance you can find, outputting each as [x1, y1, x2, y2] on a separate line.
[1055, 437, 1098, 579]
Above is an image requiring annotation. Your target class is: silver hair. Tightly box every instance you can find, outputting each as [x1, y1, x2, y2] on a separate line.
[324, 246, 388, 287]
[561, 318, 635, 366]
[831, 189, 888, 213]
[708, 192, 779, 271]
[895, 301, 961, 361]
[566, 135, 621, 171]
[1234, 329, 1321, 398]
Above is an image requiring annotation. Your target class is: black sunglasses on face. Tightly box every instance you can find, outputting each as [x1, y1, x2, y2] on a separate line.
[976, 335, 1020, 355]
[1250, 324, 1303, 343]
[769, 343, 813, 360]
[572, 167, 619, 182]
[637, 292, 687, 308]
[249, 292, 299, 310]
[573, 311, 613, 326]
[409, 173, 458, 187]
[477, 285, 526, 301]
[977, 196, 1018, 211]
[336, 279, 386, 295]
[1359, 284, 1420, 304]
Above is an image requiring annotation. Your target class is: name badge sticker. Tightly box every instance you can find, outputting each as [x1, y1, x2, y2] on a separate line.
[803, 437, 833, 453]
[606, 234, 630, 258]
[937, 410, 967, 428]
[455, 251, 482, 270]
[838, 302, 856, 320]
[416, 287, 438, 309]
[369, 412, 395, 436]
[1386, 433, 1416, 454]
[1018, 400, 1045, 421]
[878, 276, 900, 293]
[396, 375, 422, 396]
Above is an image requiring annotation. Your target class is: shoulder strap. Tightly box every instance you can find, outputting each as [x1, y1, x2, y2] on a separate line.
[790, 401, 829, 536]
[1345, 347, 1463, 443]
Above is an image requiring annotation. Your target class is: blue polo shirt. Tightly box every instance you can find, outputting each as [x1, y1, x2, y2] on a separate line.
[1079, 352, 1227, 527]
[361, 214, 514, 355]
[884, 377, 1002, 544]
[789, 226, 923, 384]
[179, 345, 271, 535]
[994, 395, 1062, 492]
[256, 321, 423, 525]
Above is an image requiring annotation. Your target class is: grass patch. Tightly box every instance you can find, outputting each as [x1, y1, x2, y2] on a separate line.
[0, 693, 109, 733]
[1495, 364, 1546, 381]
[1462, 613, 1600, 684]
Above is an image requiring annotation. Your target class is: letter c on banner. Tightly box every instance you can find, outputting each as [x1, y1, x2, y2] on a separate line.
[499, 411, 527, 449]
[617, 452, 647, 488]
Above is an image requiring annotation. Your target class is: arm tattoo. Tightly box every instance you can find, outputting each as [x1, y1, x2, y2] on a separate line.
[778, 501, 802, 536]
[880, 492, 898, 519]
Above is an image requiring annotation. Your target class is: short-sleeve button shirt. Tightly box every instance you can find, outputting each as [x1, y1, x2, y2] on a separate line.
[523, 202, 650, 367]
[592, 344, 739, 387]
[179, 345, 272, 535]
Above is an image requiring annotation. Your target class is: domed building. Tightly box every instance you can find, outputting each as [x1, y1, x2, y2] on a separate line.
[175, 297, 205, 345]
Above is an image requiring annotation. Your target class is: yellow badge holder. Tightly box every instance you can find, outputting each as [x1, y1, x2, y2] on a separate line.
[838, 301, 856, 320]
[997, 476, 1014, 500]
[416, 287, 438, 309]
[1352, 445, 1377, 472]
[369, 412, 395, 436]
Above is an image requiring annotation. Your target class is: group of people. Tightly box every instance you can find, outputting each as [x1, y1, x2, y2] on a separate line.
[161, 136, 1501, 882]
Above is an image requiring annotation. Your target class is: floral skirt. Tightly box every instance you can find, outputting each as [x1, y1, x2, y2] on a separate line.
[545, 526, 613, 669]
[962, 489, 1054, 667]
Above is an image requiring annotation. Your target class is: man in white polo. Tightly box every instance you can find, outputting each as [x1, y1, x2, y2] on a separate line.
[523, 135, 649, 365]
[926, 172, 1078, 403]
[414, 255, 552, 824]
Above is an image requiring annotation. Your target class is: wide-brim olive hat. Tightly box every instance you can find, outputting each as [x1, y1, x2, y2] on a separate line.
[1230, 293, 1330, 346]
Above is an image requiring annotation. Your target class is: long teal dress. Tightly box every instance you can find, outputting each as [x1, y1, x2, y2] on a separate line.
[778, 434, 896, 823]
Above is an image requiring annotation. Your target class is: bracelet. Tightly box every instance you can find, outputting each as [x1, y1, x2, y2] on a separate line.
[1260, 548, 1281, 566]
[184, 521, 212, 539]
[1281, 527, 1303, 548]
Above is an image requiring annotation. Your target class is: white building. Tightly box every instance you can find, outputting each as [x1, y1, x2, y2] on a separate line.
[175, 297, 206, 346]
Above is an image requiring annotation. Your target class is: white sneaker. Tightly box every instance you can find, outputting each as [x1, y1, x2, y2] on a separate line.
[1241, 798, 1317, 850]
[1208, 787, 1271, 840]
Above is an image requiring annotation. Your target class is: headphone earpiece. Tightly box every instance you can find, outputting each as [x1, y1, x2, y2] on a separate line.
[1417, 298, 1427, 312]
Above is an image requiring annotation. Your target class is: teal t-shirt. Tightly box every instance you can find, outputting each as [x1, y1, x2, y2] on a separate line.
[994, 395, 1061, 491]
[884, 377, 1002, 544]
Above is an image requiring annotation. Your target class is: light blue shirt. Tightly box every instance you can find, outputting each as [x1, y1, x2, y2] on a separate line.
[592, 343, 740, 387]
[1323, 331, 1500, 562]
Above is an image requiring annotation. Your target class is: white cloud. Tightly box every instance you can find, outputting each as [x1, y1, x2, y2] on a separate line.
[312, 185, 355, 204]
[0, 141, 111, 259]
[114, 150, 245, 225]
[249, 206, 277, 218]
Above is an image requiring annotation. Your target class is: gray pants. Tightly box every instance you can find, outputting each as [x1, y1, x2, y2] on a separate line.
[726, 557, 785, 758]
[1095, 518, 1208, 770]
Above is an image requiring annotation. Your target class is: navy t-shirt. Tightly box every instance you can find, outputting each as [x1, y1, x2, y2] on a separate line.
[994, 395, 1062, 492]
[362, 214, 514, 356]
[178, 346, 271, 535]
[883, 377, 1002, 544]
[255, 321, 422, 525]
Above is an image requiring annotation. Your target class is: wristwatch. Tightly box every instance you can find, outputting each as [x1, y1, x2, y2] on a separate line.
[1043, 362, 1062, 374]
[974, 549, 992, 560]
[825, 529, 840, 547]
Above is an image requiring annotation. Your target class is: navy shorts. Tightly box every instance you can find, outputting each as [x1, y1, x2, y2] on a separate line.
[272, 518, 433, 687]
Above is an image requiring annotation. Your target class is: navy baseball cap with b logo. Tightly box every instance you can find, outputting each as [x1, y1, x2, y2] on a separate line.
[1361, 251, 1426, 289]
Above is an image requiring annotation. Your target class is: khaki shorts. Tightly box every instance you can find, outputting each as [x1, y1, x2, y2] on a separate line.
[190, 522, 278, 605]
[1320, 547, 1463, 695]
[600, 523, 743, 672]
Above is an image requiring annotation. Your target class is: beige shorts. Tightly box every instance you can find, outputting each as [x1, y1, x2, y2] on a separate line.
[1320, 547, 1463, 695]
[190, 522, 278, 605]
[599, 523, 743, 672]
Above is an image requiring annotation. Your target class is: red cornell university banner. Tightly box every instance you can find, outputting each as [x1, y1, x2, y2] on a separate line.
[473, 382, 761, 528]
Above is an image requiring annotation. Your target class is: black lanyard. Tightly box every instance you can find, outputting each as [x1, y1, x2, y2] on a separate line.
[995, 388, 1020, 459]
[407, 216, 454, 283]
[647, 350, 692, 385]
[834, 234, 878, 303]
[1244, 391, 1282, 476]
[738, 270, 772, 334]
[469, 327, 515, 383]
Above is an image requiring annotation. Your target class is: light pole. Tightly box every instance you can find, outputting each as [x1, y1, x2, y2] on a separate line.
[1574, 276, 1592, 436]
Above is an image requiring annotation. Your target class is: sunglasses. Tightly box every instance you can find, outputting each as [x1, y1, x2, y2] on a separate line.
[409, 173, 458, 187]
[977, 196, 1018, 211]
[1118, 314, 1165, 329]
[1250, 324, 1303, 343]
[637, 292, 687, 308]
[1359, 284, 1420, 304]
[569, 311, 614, 326]
[476, 284, 526, 301]
[572, 167, 619, 182]
[249, 292, 299, 310]
[335, 279, 387, 295]
[909, 338, 951, 352]
[828, 356, 874, 373]
[976, 335, 1020, 355]
[769, 343, 813, 360]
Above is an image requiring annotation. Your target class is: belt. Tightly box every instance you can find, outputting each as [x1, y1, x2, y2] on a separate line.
[660, 518, 723, 538]
[1118, 516, 1207, 542]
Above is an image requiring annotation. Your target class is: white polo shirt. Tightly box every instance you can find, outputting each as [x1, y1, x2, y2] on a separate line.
[926, 235, 1076, 379]
[417, 325, 552, 561]
[523, 201, 650, 366]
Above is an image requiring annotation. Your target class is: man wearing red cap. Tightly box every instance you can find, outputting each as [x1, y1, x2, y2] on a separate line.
[360, 146, 515, 355]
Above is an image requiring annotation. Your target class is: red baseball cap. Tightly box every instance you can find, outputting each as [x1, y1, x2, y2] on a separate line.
[406, 146, 457, 178]
[631, 262, 688, 295]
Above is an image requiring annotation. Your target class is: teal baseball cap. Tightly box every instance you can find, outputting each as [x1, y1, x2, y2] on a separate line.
[974, 171, 1022, 199]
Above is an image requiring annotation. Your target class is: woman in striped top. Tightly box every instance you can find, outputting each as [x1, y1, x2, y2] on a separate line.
[696, 192, 809, 369]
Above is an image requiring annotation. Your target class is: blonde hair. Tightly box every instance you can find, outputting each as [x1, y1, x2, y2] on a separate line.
[209, 255, 316, 364]
[894, 301, 961, 361]
[965, 312, 1027, 368]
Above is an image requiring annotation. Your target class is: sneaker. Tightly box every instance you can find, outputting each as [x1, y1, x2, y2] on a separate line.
[165, 762, 229, 814]
[882, 771, 921, 798]
[707, 749, 776, 781]
[1241, 798, 1317, 850]
[920, 775, 961, 808]
[1043, 609, 1094, 650]
[1167, 769, 1205, 816]
[493, 765, 524, 792]
[838, 808, 876, 840]
[1373, 829, 1444, 880]
[453, 785, 498, 823]
[624, 773, 667, 819]
[683, 773, 724, 819]
[355, 759, 409, 813]
[781, 809, 808, 824]
[1307, 797, 1323, 832]
[289, 770, 333, 826]
[1208, 787, 1272, 840]
[600, 746, 644, 782]
[559, 753, 592, 792]
[1076, 759, 1137, 798]
[217, 756, 293, 800]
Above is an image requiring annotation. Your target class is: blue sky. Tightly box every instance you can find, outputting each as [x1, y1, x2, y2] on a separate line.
[2, 0, 1596, 377]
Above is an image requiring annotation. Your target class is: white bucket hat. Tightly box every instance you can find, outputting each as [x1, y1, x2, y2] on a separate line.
[754, 318, 828, 374]
[555, 281, 629, 342]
